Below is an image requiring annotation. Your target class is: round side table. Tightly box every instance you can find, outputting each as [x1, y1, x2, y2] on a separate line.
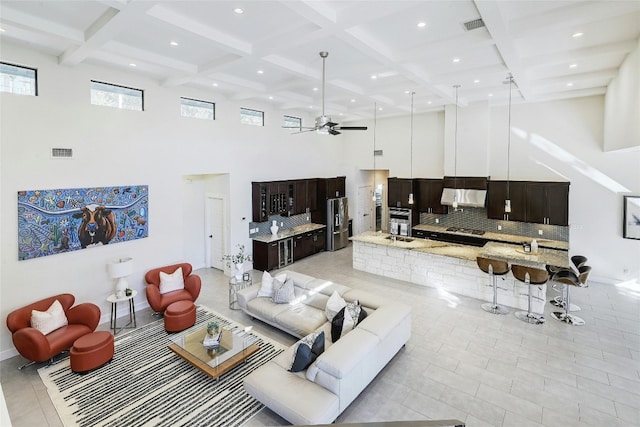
[229, 276, 253, 310]
[107, 290, 137, 335]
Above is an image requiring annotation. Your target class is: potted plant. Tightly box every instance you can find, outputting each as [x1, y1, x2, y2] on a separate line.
[222, 244, 252, 279]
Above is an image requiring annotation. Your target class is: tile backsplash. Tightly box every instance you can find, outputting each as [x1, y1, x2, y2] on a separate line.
[419, 207, 569, 242]
[249, 213, 311, 238]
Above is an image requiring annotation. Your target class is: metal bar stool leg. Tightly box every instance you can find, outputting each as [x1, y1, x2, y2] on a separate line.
[551, 283, 585, 325]
[481, 265, 508, 315]
[515, 272, 545, 324]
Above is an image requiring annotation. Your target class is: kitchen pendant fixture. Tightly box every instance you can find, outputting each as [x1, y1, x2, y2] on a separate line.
[408, 91, 415, 205]
[372, 102, 377, 202]
[452, 85, 460, 210]
[505, 75, 514, 214]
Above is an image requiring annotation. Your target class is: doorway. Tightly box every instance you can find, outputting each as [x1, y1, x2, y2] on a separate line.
[206, 195, 225, 270]
[356, 185, 374, 234]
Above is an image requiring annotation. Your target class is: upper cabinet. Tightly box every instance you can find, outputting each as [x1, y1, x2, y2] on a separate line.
[525, 182, 569, 226]
[415, 178, 448, 214]
[442, 176, 488, 190]
[487, 180, 569, 225]
[387, 178, 414, 208]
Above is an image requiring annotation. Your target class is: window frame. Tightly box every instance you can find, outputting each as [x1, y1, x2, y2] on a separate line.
[90, 80, 144, 111]
[0, 61, 38, 96]
[240, 107, 265, 127]
[283, 115, 302, 131]
[180, 97, 216, 120]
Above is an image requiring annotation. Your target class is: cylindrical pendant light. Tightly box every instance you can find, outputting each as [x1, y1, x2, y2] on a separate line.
[505, 75, 514, 214]
[408, 91, 415, 205]
[452, 85, 460, 210]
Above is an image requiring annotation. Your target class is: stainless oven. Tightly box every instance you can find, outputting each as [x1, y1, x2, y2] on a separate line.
[389, 208, 412, 236]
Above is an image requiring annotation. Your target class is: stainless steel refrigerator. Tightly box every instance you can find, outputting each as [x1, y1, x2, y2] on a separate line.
[327, 197, 349, 251]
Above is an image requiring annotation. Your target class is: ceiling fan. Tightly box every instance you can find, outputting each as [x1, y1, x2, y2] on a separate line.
[286, 51, 368, 136]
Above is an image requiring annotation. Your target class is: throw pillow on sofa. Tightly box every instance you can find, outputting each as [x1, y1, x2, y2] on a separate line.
[258, 271, 286, 298]
[325, 290, 346, 321]
[272, 277, 295, 304]
[30, 300, 68, 335]
[159, 267, 185, 294]
[290, 331, 325, 372]
[330, 300, 367, 342]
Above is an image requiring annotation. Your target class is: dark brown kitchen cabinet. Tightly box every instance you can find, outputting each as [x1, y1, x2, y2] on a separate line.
[487, 180, 527, 222]
[415, 178, 448, 214]
[525, 181, 569, 226]
[252, 240, 279, 271]
[325, 177, 346, 199]
[294, 179, 307, 215]
[293, 233, 314, 261]
[443, 176, 488, 190]
[251, 182, 269, 222]
[307, 179, 318, 211]
[387, 178, 414, 208]
[313, 228, 326, 253]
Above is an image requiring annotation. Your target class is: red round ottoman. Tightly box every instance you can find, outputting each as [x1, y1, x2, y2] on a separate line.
[70, 331, 114, 373]
[164, 301, 196, 332]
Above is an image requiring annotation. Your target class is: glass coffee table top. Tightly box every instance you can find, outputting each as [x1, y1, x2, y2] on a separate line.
[168, 323, 260, 380]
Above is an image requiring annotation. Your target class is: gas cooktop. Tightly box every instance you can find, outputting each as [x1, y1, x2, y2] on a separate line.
[446, 227, 486, 236]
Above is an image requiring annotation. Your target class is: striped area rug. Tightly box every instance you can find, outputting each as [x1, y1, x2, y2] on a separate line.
[38, 307, 286, 427]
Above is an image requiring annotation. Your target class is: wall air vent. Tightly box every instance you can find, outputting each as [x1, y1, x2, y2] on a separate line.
[463, 18, 485, 31]
[51, 147, 73, 158]
[374, 150, 383, 156]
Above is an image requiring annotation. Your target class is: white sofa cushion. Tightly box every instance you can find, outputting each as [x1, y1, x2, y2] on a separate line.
[246, 297, 291, 322]
[274, 304, 327, 337]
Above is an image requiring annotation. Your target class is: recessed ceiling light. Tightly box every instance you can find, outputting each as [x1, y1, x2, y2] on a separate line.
[488, 93, 493, 97]
[427, 101, 432, 105]
[452, 58, 461, 63]
[234, 8, 244, 14]
[313, 87, 318, 92]
[170, 41, 179, 46]
[257, 70, 264, 74]
[350, 99, 356, 103]
[212, 83, 218, 87]
[404, 90, 411, 94]
[129, 63, 136, 67]
[567, 82, 574, 87]
[572, 32, 583, 38]
[371, 75, 377, 79]
[309, 105, 314, 109]
[569, 63, 577, 68]
[268, 96, 273, 100]
[417, 22, 427, 28]
[473, 79, 480, 84]
[0, 28, 6, 33]
[378, 107, 383, 111]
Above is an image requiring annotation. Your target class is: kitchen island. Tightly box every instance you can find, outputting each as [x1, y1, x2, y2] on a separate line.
[351, 231, 569, 313]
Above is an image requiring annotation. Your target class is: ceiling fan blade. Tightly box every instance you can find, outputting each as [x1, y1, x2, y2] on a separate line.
[335, 126, 368, 131]
[326, 121, 338, 127]
[282, 126, 316, 129]
[290, 128, 319, 134]
[328, 129, 341, 135]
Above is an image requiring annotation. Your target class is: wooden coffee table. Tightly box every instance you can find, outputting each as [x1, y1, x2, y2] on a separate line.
[168, 324, 260, 380]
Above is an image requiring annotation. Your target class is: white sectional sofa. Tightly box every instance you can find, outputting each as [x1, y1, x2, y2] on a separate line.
[237, 270, 412, 425]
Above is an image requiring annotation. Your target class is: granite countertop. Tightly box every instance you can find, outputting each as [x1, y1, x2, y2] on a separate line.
[253, 223, 326, 243]
[351, 230, 569, 267]
[413, 224, 569, 250]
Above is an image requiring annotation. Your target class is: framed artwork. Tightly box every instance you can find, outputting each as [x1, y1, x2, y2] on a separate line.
[18, 185, 148, 260]
[623, 195, 640, 240]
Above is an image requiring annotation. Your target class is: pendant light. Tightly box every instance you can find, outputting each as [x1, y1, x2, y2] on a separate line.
[372, 102, 377, 203]
[452, 85, 460, 210]
[408, 91, 415, 205]
[505, 75, 514, 214]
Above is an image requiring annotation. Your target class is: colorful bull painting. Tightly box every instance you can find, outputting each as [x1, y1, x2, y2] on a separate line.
[17, 185, 148, 260]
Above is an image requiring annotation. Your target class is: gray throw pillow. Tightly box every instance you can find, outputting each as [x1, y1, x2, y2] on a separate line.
[272, 277, 295, 304]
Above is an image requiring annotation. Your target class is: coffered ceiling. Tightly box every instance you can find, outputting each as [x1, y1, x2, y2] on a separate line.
[1, 1, 639, 120]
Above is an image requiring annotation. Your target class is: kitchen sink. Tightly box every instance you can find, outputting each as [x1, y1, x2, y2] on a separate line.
[385, 236, 414, 243]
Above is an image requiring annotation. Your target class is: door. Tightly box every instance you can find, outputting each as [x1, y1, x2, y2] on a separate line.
[206, 196, 225, 270]
[357, 185, 374, 234]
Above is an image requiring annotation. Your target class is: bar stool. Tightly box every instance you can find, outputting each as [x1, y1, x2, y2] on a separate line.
[476, 257, 510, 315]
[512, 264, 549, 325]
[550, 255, 588, 311]
[551, 265, 591, 326]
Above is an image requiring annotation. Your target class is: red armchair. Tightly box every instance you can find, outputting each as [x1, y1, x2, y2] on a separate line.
[6, 294, 100, 368]
[144, 263, 201, 313]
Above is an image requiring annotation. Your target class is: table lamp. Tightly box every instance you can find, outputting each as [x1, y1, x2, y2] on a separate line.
[108, 257, 133, 297]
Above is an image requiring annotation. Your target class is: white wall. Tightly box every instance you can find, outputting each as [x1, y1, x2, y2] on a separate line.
[604, 40, 640, 152]
[0, 43, 344, 358]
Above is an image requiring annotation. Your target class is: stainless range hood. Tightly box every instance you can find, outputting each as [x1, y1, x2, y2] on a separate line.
[440, 188, 487, 208]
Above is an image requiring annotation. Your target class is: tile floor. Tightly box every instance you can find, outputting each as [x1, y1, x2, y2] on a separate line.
[2, 244, 639, 426]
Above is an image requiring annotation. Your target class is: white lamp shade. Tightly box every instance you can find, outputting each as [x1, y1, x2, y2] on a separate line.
[108, 257, 133, 279]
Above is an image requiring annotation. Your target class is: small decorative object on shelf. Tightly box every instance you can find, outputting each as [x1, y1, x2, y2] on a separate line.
[207, 321, 219, 336]
[270, 220, 279, 236]
[222, 244, 253, 280]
